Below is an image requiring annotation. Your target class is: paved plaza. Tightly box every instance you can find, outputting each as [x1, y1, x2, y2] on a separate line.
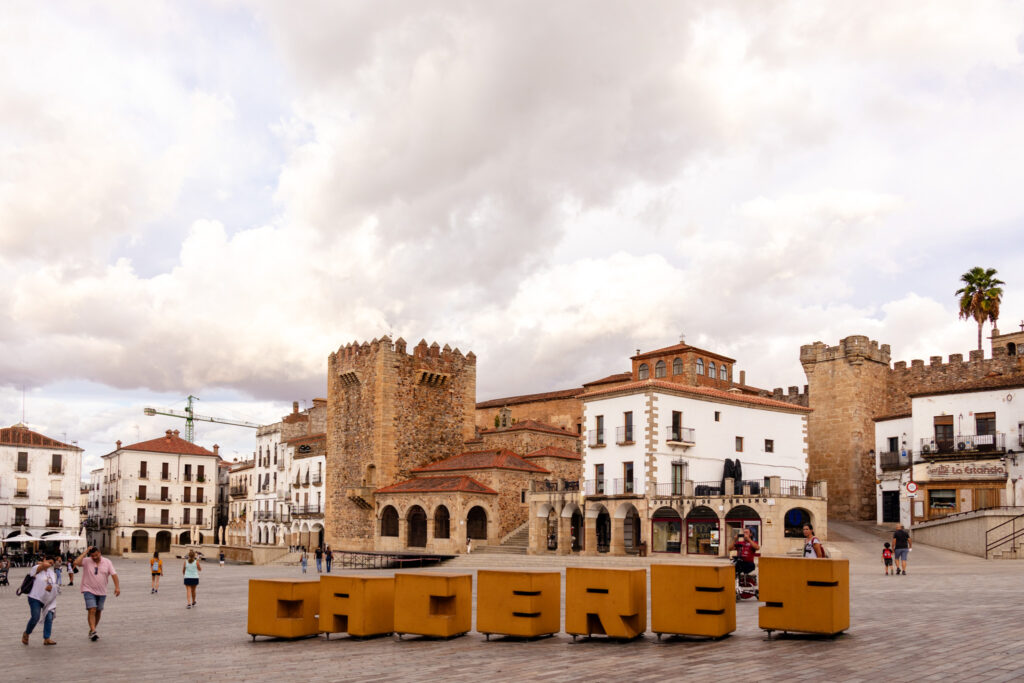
[4, 521, 1024, 681]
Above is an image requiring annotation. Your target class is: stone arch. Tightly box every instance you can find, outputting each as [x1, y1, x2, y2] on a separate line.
[131, 529, 148, 553]
[614, 500, 639, 519]
[685, 505, 720, 556]
[672, 357, 683, 375]
[467, 506, 488, 540]
[638, 363, 649, 379]
[433, 505, 450, 539]
[651, 506, 682, 553]
[726, 504, 763, 544]
[380, 505, 399, 537]
[407, 505, 427, 547]
[654, 360, 667, 378]
[784, 507, 813, 538]
[561, 502, 581, 518]
[155, 530, 172, 553]
[179, 530, 191, 545]
[615, 501, 642, 551]
[536, 502, 556, 518]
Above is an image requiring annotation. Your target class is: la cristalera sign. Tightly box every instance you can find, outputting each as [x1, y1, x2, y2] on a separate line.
[925, 460, 1007, 481]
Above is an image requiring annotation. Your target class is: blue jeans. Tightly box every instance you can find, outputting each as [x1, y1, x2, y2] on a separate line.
[26, 598, 54, 639]
[315, 558, 322, 572]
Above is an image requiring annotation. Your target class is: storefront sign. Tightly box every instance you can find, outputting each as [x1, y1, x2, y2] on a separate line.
[925, 461, 1007, 481]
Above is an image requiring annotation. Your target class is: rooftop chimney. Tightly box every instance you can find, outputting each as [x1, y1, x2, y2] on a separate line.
[116, 440, 121, 449]
[165, 430, 173, 438]
[292, 401, 299, 414]
[739, 370, 746, 386]
[173, 429, 180, 438]
[213, 444, 219, 455]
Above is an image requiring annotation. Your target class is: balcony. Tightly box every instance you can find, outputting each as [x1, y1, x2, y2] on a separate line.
[14, 517, 28, 526]
[139, 471, 149, 479]
[196, 475, 206, 483]
[311, 473, 323, 486]
[160, 474, 170, 481]
[879, 451, 912, 471]
[530, 479, 581, 492]
[665, 426, 696, 446]
[229, 486, 248, 498]
[49, 466, 64, 475]
[256, 511, 273, 521]
[276, 461, 285, 471]
[616, 426, 635, 445]
[15, 490, 29, 498]
[48, 492, 63, 499]
[292, 504, 323, 517]
[136, 496, 173, 504]
[183, 474, 193, 482]
[46, 519, 62, 528]
[16, 465, 30, 473]
[587, 430, 606, 448]
[919, 433, 1005, 457]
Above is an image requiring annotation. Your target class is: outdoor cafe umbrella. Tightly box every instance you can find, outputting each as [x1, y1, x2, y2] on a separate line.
[2, 526, 37, 545]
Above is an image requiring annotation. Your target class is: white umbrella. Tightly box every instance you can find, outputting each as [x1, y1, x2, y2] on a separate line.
[42, 532, 81, 542]
[3, 533, 37, 543]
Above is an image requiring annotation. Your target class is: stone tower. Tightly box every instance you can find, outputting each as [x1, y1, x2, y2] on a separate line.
[800, 336, 891, 521]
[324, 336, 476, 549]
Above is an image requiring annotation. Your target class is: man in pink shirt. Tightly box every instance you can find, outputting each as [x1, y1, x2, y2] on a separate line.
[74, 546, 120, 642]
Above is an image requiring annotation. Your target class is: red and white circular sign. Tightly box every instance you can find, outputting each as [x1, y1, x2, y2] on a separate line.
[906, 482, 918, 494]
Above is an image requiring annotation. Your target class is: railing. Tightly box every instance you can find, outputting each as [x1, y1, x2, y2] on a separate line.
[136, 496, 173, 503]
[606, 478, 640, 495]
[530, 479, 581, 492]
[48, 493, 63, 499]
[653, 481, 687, 496]
[229, 486, 248, 497]
[50, 466, 64, 475]
[183, 473, 193, 482]
[15, 491, 29, 498]
[46, 519, 62, 527]
[920, 433, 1005, 455]
[616, 426, 634, 444]
[292, 504, 323, 516]
[665, 426, 696, 443]
[16, 465, 30, 473]
[986, 509, 1024, 559]
[588, 430, 605, 447]
[735, 479, 764, 494]
[274, 513, 291, 523]
[311, 474, 323, 486]
[196, 475, 206, 483]
[778, 479, 808, 496]
[276, 461, 285, 471]
[879, 451, 911, 470]
[139, 471, 148, 479]
[14, 517, 28, 526]
[161, 474, 170, 481]
[582, 479, 606, 495]
[256, 511, 273, 521]
[693, 481, 723, 496]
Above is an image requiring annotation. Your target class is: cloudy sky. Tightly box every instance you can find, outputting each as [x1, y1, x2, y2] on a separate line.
[3, 1, 1024, 474]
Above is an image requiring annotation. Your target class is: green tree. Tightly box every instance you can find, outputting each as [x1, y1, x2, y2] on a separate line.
[956, 267, 1004, 351]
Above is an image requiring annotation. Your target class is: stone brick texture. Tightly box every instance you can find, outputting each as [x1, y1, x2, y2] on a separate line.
[801, 335, 1024, 521]
[326, 337, 476, 550]
[471, 424, 581, 455]
[474, 396, 582, 434]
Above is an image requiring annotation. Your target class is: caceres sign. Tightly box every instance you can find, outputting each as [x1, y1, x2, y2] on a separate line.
[925, 461, 1007, 481]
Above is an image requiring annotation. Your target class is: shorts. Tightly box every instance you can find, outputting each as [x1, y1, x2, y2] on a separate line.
[894, 548, 909, 561]
[184, 578, 199, 587]
[83, 592, 107, 611]
[735, 560, 756, 575]
[884, 558, 893, 566]
[152, 572, 161, 576]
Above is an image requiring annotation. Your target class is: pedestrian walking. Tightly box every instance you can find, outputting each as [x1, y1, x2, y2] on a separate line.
[325, 546, 333, 573]
[183, 549, 201, 608]
[66, 552, 76, 586]
[53, 556, 63, 588]
[300, 549, 308, 574]
[150, 552, 163, 593]
[22, 553, 58, 646]
[74, 546, 120, 642]
[219, 551, 225, 567]
[802, 524, 825, 558]
[882, 542, 894, 575]
[314, 546, 323, 573]
[892, 524, 912, 575]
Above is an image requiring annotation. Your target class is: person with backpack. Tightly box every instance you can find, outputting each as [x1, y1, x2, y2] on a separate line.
[150, 552, 163, 594]
[20, 553, 58, 646]
[802, 523, 826, 558]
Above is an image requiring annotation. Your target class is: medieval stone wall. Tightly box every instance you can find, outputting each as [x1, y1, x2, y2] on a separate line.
[474, 427, 580, 455]
[474, 396, 582, 433]
[526, 454, 582, 483]
[325, 336, 476, 549]
[885, 346, 1023, 414]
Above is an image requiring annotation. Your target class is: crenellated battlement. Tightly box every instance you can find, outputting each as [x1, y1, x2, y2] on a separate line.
[759, 385, 810, 408]
[800, 335, 891, 368]
[329, 335, 476, 376]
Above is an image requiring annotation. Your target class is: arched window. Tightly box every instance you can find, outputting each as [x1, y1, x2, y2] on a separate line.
[672, 357, 683, 375]
[638, 363, 650, 380]
[434, 506, 450, 539]
[654, 360, 667, 378]
[695, 359, 704, 375]
[720, 364, 728, 380]
[708, 361, 716, 378]
[380, 506, 399, 537]
[1010, 342, 1017, 356]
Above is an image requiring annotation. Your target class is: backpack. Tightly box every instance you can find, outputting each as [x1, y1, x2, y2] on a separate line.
[16, 570, 36, 596]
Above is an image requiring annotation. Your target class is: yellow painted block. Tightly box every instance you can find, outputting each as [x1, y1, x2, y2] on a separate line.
[394, 572, 472, 638]
[476, 570, 561, 639]
[650, 564, 735, 639]
[758, 557, 850, 636]
[565, 568, 646, 639]
[319, 575, 395, 637]
[247, 579, 320, 640]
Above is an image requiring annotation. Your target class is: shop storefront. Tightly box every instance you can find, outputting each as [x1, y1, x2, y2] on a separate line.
[686, 506, 720, 555]
[912, 460, 1008, 522]
[651, 507, 682, 553]
[724, 505, 761, 545]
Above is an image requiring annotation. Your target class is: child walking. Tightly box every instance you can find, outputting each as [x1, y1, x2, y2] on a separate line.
[882, 542, 894, 575]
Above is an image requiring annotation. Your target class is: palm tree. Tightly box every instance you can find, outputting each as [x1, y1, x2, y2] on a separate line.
[956, 267, 1004, 351]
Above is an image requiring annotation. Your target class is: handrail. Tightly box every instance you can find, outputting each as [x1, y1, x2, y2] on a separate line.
[986, 509, 1024, 558]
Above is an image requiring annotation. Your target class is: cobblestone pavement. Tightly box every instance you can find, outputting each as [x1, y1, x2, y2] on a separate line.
[4, 521, 1024, 682]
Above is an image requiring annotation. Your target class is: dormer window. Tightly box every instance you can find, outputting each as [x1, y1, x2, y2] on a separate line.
[695, 359, 704, 375]
[720, 365, 728, 381]
[638, 363, 650, 380]
[708, 361, 716, 378]
[672, 357, 683, 375]
[654, 360, 666, 378]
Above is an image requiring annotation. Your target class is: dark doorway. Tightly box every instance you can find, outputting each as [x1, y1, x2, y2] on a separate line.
[882, 491, 900, 523]
[155, 530, 171, 553]
[467, 506, 488, 540]
[570, 510, 583, 552]
[407, 506, 427, 548]
[596, 510, 611, 553]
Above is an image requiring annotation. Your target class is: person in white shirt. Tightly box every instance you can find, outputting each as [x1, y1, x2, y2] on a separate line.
[22, 554, 59, 646]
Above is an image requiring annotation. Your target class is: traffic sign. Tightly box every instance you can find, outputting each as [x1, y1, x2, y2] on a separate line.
[906, 482, 918, 494]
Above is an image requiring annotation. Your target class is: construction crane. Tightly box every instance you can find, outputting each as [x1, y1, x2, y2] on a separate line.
[144, 395, 260, 443]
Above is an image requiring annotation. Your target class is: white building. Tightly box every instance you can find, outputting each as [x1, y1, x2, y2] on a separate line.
[875, 378, 1024, 528]
[86, 467, 103, 548]
[96, 430, 220, 554]
[0, 424, 83, 545]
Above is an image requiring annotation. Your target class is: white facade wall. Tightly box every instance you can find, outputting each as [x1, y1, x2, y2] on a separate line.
[583, 389, 808, 495]
[0, 440, 82, 540]
[874, 417, 913, 526]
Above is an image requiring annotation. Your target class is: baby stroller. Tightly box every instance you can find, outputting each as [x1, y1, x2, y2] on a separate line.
[0, 566, 9, 587]
[731, 556, 758, 601]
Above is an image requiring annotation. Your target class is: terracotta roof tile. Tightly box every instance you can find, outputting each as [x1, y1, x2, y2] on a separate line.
[582, 372, 633, 387]
[122, 431, 216, 456]
[478, 419, 579, 438]
[375, 475, 498, 495]
[476, 387, 583, 409]
[524, 446, 581, 461]
[580, 379, 812, 412]
[413, 449, 550, 474]
[0, 424, 82, 450]
[631, 342, 735, 363]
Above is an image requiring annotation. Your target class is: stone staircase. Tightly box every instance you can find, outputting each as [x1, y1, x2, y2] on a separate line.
[268, 550, 303, 566]
[473, 523, 529, 556]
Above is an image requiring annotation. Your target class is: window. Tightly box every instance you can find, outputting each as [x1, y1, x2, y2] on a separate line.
[183, 508, 191, 524]
[138, 485, 147, 500]
[161, 463, 170, 480]
[595, 464, 605, 494]
[381, 507, 399, 537]
[49, 480, 61, 498]
[655, 360, 667, 378]
[197, 487, 204, 504]
[929, 489, 956, 509]
[672, 357, 683, 375]
[622, 411, 633, 443]
[15, 478, 28, 497]
[596, 415, 605, 445]
[197, 465, 205, 482]
[161, 509, 169, 524]
[50, 453, 62, 474]
[671, 462, 685, 495]
[623, 462, 634, 493]
[671, 411, 682, 441]
[197, 508, 203, 525]
[161, 486, 169, 502]
[933, 415, 954, 452]
[184, 464, 192, 482]
[140, 461, 148, 478]
[16, 451, 28, 472]
[638, 363, 650, 380]
[708, 361, 716, 378]
[735, 436, 744, 452]
[720, 365, 728, 381]
[14, 507, 27, 525]
[764, 439, 774, 453]
[434, 506, 450, 539]
[714, 411, 721, 422]
[695, 359, 704, 375]
[137, 508, 146, 525]
[183, 487, 191, 503]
